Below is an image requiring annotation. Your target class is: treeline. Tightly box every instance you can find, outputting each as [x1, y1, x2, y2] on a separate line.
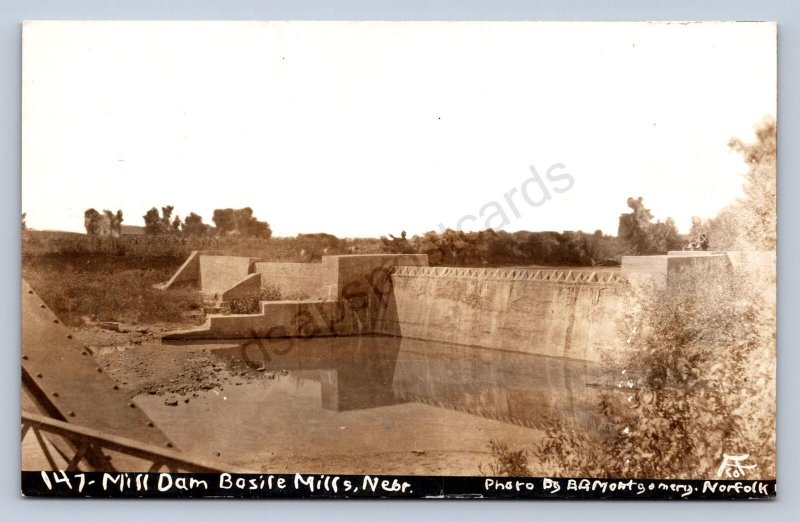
[380, 229, 626, 267]
[81, 205, 272, 239]
[69, 153, 776, 267]
[377, 193, 696, 267]
[60, 194, 697, 267]
[142, 206, 272, 238]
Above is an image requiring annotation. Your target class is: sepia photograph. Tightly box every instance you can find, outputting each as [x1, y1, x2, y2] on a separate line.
[19, 20, 776, 499]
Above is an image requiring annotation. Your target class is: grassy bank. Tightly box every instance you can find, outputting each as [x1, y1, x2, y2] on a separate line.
[23, 253, 203, 327]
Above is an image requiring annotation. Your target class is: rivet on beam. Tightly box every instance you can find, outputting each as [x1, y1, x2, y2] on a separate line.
[22, 355, 28, 360]
[35, 373, 43, 378]
[112, 385, 119, 390]
[67, 411, 75, 417]
[147, 421, 154, 427]
[52, 392, 59, 397]
[165, 442, 173, 448]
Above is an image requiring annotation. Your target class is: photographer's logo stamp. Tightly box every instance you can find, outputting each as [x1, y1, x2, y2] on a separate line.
[717, 454, 757, 479]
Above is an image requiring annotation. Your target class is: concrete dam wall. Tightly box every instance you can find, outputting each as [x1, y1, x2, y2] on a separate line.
[161, 252, 627, 362]
[253, 261, 328, 299]
[159, 249, 772, 362]
[382, 266, 626, 361]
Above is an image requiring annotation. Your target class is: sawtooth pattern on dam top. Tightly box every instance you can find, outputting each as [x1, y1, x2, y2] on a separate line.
[391, 266, 625, 284]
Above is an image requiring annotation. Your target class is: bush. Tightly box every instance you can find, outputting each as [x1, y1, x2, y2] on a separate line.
[531, 260, 776, 480]
[478, 440, 533, 477]
[226, 284, 283, 314]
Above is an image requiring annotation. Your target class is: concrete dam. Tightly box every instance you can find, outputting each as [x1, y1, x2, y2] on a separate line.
[161, 252, 629, 362]
[159, 249, 768, 362]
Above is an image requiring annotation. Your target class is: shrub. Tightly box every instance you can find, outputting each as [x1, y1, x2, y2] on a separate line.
[531, 259, 776, 480]
[478, 440, 533, 477]
[226, 284, 283, 315]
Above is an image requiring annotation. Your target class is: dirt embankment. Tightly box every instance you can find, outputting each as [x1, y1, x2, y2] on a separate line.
[74, 324, 284, 404]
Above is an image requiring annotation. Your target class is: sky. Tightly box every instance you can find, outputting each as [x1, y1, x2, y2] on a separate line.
[22, 21, 776, 237]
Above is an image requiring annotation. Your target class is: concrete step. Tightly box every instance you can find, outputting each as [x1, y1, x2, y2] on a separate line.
[203, 299, 230, 315]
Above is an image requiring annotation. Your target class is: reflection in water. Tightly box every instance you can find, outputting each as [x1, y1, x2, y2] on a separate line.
[145, 335, 607, 474]
[212, 335, 603, 430]
[391, 339, 603, 431]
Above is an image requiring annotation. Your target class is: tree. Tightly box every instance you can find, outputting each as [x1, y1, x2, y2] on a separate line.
[234, 207, 272, 238]
[249, 220, 271, 238]
[650, 217, 682, 253]
[84, 208, 101, 235]
[708, 117, 776, 251]
[686, 216, 709, 251]
[160, 206, 175, 234]
[212, 208, 236, 235]
[143, 207, 163, 235]
[85, 208, 122, 236]
[583, 230, 625, 264]
[410, 231, 447, 265]
[143, 206, 181, 235]
[182, 212, 209, 236]
[618, 197, 653, 252]
[618, 197, 682, 254]
[111, 210, 124, 237]
[212, 207, 272, 238]
[101, 210, 115, 235]
[171, 215, 182, 233]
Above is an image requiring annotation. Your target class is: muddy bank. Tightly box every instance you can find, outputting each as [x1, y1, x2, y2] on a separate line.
[75, 324, 286, 400]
